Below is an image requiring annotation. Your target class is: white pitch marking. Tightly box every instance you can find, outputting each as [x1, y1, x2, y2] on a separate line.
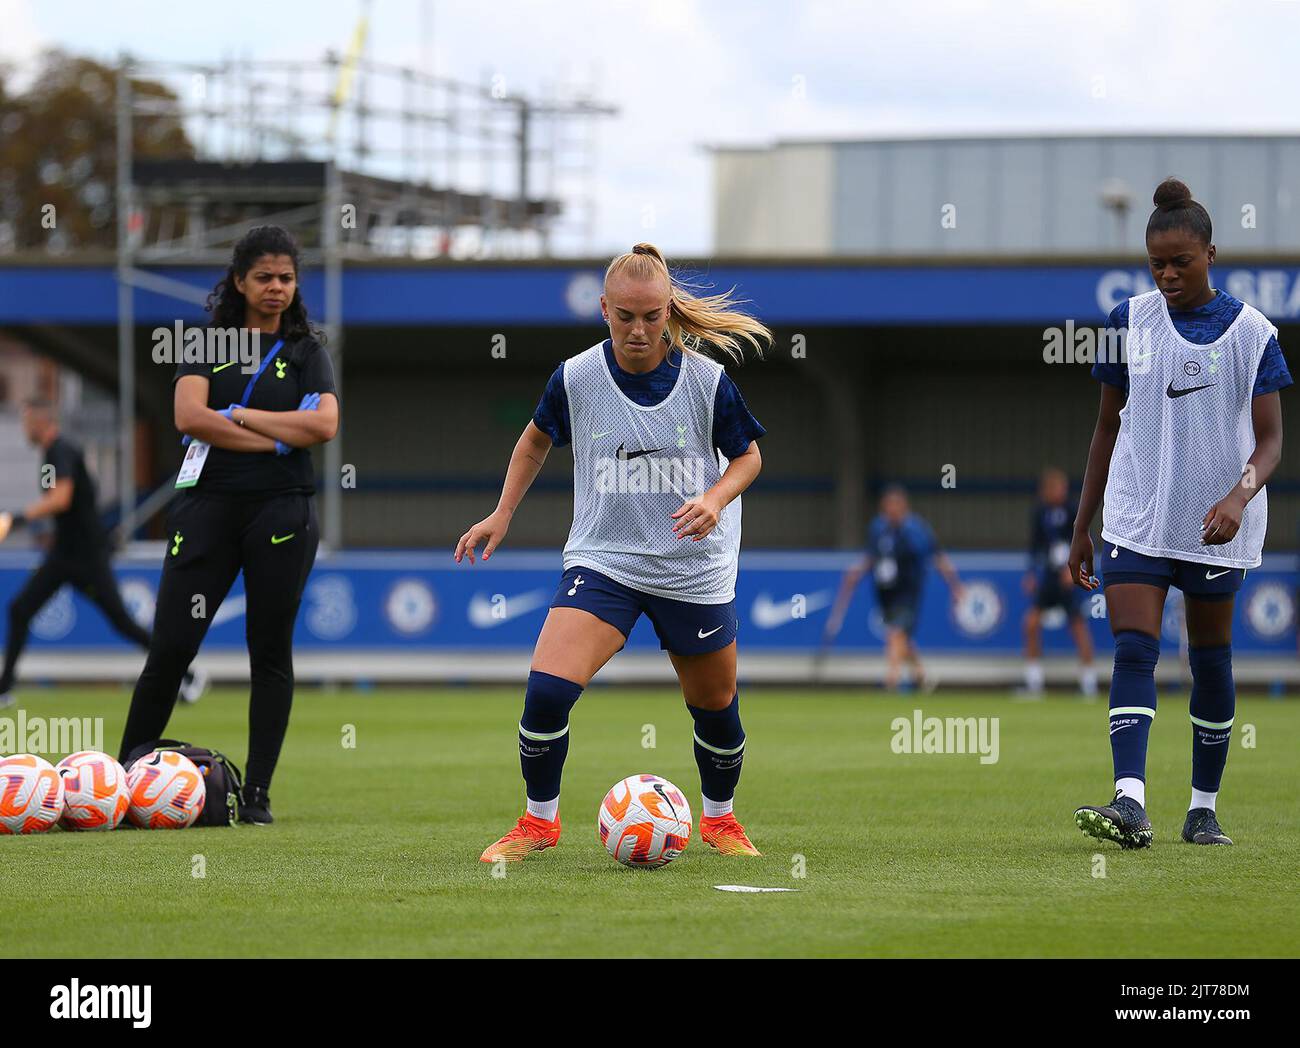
[712, 885, 799, 893]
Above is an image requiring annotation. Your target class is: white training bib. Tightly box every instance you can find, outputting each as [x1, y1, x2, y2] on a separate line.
[561, 343, 740, 603]
[1101, 289, 1274, 568]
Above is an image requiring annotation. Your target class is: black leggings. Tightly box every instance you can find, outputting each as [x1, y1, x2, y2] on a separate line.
[118, 491, 319, 789]
[1, 550, 153, 694]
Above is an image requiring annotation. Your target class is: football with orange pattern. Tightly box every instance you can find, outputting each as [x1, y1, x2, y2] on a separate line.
[597, 773, 692, 868]
[0, 753, 65, 834]
[125, 749, 206, 829]
[57, 751, 131, 831]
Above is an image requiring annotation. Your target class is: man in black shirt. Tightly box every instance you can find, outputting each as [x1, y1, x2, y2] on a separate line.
[0, 399, 206, 706]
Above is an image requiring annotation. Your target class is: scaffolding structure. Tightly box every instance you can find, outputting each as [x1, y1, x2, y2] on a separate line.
[113, 54, 616, 548]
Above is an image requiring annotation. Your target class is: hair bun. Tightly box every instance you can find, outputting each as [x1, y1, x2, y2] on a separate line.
[1153, 177, 1193, 209]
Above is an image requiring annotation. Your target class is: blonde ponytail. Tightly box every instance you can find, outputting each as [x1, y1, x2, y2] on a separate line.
[604, 243, 772, 364]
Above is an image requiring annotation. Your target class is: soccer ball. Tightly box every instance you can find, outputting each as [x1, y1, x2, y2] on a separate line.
[57, 751, 130, 831]
[598, 773, 692, 868]
[125, 750, 206, 829]
[0, 753, 65, 834]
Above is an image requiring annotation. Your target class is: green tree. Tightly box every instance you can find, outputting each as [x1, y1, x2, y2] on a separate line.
[0, 50, 194, 251]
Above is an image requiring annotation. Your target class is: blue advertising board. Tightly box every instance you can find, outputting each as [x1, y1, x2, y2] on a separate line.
[4, 263, 1300, 327]
[1, 550, 1295, 656]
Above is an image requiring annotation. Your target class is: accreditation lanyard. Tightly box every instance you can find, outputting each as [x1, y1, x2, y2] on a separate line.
[176, 339, 285, 489]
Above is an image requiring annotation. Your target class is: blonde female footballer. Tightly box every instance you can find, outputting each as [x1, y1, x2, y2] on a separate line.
[456, 243, 771, 862]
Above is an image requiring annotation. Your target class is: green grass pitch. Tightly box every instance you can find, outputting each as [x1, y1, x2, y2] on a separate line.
[2, 685, 1297, 958]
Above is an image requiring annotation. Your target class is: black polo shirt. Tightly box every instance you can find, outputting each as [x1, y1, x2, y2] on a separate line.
[174, 334, 338, 496]
[43, 435, 105, 558]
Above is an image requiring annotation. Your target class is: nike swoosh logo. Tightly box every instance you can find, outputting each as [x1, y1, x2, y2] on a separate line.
[467, 589, 550, 628]
[591, 431, 613, 440]
[1109, 725, 1132, 736]
[750, 590, 834, 629]
[212, 361, 239, 373]
[1200, 738, 1230, 745]
[1166, 381, 1216, 398]
[697, 625, 725, 639]
[270, 533, 295, 544]
[1205, 569, 1231, 580]
[616, 443, 662, 461]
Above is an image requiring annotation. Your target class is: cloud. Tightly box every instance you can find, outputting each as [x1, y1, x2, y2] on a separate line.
[4, 0, 1300, 254]
[0, 0, 44, 67]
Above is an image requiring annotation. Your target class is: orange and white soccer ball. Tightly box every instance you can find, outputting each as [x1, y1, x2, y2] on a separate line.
[598, 773, 692, 868]
[57, 751, 130, 831]
[125, 750, 206, 829]
[0, 753, 65, 834]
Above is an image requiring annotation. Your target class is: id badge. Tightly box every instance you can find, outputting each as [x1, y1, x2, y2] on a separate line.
[175, 440, 210, 489]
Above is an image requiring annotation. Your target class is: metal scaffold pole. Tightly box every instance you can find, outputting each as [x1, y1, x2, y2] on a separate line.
[115, 58, 136, 539]
[322, 160, 344, 550]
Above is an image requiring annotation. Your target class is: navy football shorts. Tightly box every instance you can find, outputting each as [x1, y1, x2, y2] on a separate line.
[1100, 541, 1246, 602]
[1035, 572, 1082, 617]
[876, 586, 921, 635]
[550, 565, 737, 655]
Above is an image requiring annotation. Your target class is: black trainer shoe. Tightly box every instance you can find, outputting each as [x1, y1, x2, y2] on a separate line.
[1074, 792, 1153, 849]
[239, 785, 274, 825]
[1182, 807, 1232, 845]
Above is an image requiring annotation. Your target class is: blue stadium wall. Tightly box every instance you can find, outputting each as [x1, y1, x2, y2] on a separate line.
[2, 260, 1298, 673]
[1, 550, 1295, 661]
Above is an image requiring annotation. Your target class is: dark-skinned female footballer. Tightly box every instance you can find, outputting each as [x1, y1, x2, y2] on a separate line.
[1070, 179, 1290, 849]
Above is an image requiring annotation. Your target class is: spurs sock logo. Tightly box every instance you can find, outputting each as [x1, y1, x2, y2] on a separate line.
[688, 695, 745, 802]
[1109, 630, 1159, 782]
[1189, 643, 1235, 794]
[274, 359, 288, 379]
[519, 670, 584, 802]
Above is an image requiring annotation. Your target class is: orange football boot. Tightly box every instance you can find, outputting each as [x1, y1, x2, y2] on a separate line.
[699, 813, 761, 856]
[479, 813, 561, 862]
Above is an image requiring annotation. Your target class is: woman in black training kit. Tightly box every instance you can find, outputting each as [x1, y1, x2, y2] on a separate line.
[118, 226, 339, 823]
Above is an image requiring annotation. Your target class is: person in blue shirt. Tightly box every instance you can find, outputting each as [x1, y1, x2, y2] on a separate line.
[825, 485, 963, 690]
[456, 243, 771, 862]
[1071, 178, 1292, 851]
[1021, 467, 1097, 696]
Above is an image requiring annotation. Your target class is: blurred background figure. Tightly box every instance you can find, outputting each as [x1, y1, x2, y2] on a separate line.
[825, 485, 964, 691]
[0, 399, 206, 707]
[1021, 467, 1096, 696]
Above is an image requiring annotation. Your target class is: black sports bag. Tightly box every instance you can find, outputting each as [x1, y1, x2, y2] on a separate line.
[125, 738, 244, 827]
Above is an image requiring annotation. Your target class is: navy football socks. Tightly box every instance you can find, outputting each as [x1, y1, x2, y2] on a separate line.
[518, 670, 583, 817]
[1108, 630, 1160, 800]
[1188, 644, 1234, 807]
[688, 694, 746, 816]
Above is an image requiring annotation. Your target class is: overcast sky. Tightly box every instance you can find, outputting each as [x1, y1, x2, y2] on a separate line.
[3, 0, 1299, 256]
